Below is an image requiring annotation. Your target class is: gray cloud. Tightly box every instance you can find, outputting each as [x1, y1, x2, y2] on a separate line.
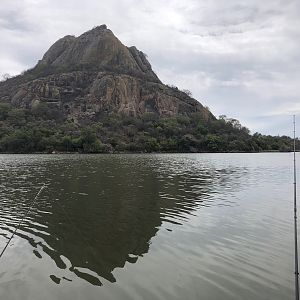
[0, 0, 299, 135]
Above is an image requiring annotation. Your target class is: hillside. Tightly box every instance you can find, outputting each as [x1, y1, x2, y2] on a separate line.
[0, 25, 211, 121]
[0, 25, 297, 153]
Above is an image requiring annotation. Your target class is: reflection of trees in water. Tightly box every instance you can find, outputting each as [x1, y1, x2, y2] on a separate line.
[0, 155, 246, 286]
[33, 166, 162, 285]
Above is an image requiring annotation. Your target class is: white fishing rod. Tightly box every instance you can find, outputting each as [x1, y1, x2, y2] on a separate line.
[294, 115, 299, 300]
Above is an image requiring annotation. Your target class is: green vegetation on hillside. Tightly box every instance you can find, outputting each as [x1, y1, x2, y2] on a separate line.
[0, 102, 298, 153]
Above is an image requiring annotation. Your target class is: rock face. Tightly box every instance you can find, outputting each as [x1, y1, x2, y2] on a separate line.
[0, 25, 213, 123]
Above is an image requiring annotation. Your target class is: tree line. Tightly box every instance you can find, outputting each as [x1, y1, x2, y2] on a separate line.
[0, 102, 298, 153]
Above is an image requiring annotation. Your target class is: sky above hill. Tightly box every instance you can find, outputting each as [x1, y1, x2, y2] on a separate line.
[0, 0, 299, 136]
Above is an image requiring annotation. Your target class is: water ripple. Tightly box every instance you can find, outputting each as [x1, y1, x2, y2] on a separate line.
[0, 153, 298, 300]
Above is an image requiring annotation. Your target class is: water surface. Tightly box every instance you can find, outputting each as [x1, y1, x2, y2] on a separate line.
[0, 153, 298, 299]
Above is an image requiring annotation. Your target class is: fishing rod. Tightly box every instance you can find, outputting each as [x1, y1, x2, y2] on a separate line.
[294, 115, 299, 300]
[0, 184, 46, 259]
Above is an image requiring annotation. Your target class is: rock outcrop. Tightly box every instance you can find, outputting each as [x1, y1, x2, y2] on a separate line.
[0, 25, 213, 123]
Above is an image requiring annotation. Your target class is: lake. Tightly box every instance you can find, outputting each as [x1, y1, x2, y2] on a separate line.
[0, 153, 298, 300]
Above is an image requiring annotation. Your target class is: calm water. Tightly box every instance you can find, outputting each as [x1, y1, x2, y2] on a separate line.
[0, 153, 298, 300]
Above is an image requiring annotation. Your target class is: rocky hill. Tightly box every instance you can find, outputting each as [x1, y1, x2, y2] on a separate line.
[0, 25, 212, 124]
[1, 25, 295, 153]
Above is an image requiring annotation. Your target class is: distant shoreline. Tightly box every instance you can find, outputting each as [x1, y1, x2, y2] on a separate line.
[1, 150, 299, 155]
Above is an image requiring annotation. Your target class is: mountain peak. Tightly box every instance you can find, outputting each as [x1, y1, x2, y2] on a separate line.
[0, 25, 213, 125]
[36, 25, 160, 83]
[79, 24, 110, 37]
[92, 24, 108, 30]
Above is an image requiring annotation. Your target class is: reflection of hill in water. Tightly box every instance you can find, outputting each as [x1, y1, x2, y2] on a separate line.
[0, 154, 246, 286]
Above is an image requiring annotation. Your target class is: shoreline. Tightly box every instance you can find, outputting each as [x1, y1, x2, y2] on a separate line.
[0, 150, 298, 155]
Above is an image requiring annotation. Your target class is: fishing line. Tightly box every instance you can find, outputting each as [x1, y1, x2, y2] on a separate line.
[0, 184, 46, 259]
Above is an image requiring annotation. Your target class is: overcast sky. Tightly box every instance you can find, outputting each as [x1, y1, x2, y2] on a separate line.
[1, 0, 299, 136]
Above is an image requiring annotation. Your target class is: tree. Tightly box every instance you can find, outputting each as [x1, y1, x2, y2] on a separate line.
[166, 84, 178, 90]
[182, 89, 192, 97]
[7, 109, 26, 126]
[1, 73, 12, 82]
[80, 127, 103, 153]
[0, 103, 11, 120]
